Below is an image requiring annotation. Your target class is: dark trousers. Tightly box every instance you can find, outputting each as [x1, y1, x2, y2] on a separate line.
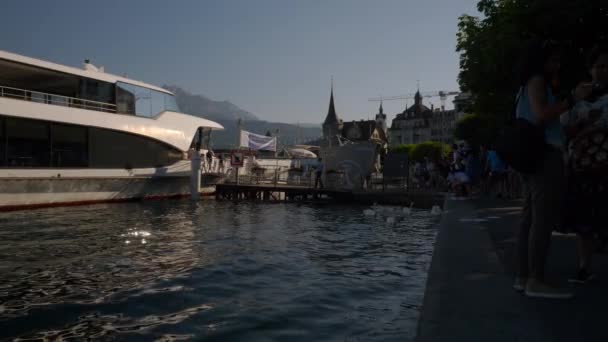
[315, 172, 324, 189]
[517, 148, 565, 280]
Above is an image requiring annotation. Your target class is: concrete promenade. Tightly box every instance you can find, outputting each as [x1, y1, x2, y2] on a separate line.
[417, 197, 608, 342]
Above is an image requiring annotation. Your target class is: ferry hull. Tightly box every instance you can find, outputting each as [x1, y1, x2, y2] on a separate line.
[0, 176, 215, 211]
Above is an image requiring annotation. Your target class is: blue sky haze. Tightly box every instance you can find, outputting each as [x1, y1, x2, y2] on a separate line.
[1, 0, 479, 123]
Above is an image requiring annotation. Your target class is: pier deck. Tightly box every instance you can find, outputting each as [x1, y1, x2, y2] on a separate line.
[215, 183, 444, 208]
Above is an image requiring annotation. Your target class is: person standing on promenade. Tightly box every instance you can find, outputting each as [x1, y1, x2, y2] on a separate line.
[451, 143, 461, 165]
[314, 157, 324, 189]
[562, 45, 608, 284]
[486, 147, 507, 198]
[464, 146, 481, 195]
[206, 149, 214, 172]
[218, 154, 225, 173]
[479, 145, 490, 194]
[514, 40, 573, 299]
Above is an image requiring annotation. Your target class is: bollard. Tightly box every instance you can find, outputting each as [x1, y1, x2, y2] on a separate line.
[190, 153, 201, 200]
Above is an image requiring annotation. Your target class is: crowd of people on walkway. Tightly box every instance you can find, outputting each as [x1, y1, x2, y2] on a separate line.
[415, 41, 608, 300]
[410, 143, 522, 199]
[508, 41, 608, 299]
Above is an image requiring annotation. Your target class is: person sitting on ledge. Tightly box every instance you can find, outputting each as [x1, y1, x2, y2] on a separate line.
[447, 162, 470, 197]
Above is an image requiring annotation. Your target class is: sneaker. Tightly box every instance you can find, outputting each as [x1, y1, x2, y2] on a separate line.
[568, 269, 596, 284]
[525, 281, 573, 299]
[513, 277, 527, 292]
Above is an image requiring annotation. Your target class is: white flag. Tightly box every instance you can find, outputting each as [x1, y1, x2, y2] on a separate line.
[239, 130, 277, 151]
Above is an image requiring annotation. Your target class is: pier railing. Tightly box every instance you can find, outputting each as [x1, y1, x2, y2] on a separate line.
[0, 85, 117, 113]
[227, 167, 315, 187]
[222, 165, 350, 190]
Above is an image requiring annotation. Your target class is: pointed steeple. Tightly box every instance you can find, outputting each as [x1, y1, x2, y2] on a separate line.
[414, 90, 422, 105]
[375, 98, 387, 133]
[324, 79, 339, 124]
[414, 80, 422, 105]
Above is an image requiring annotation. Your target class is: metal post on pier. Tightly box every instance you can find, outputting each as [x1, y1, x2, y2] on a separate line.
[190, 128, 203, 200]
[190, 152, 201, 200]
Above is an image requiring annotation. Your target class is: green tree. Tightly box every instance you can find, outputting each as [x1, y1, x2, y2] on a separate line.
[391, 144, 415, 155]
[392, 142, 451, 162]
[457, 0, 608, 121]
[454, 113, 496, 147]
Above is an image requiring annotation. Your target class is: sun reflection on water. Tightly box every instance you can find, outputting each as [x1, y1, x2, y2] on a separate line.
[0, 200, 438, 341]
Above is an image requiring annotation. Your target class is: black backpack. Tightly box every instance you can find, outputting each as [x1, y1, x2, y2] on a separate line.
[494, 87, 548, 174]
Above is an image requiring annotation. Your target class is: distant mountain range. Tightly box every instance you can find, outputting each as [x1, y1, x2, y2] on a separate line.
[163, 85, 321, 148]
[163, 85, 259, 122]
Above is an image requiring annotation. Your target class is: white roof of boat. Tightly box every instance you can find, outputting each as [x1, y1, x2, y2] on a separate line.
[288, 148, 317, 158]
[0, 49, 172, 95]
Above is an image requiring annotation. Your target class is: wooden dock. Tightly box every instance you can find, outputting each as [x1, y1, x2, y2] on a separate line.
[215, 183, 445, 208]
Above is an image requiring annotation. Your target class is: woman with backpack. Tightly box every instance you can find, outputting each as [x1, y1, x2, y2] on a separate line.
[513, 40, 573, 299]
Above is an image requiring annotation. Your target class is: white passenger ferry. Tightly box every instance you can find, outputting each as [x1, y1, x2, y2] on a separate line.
[0, 50, 223, 210]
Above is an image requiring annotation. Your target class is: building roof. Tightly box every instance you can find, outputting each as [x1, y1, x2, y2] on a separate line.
[376, 101, 386, 119]
[341, 120, 387, 143]
[404, 103, 431, 115]
[323, 85, 339, 125]
[391, 91, 432, 120]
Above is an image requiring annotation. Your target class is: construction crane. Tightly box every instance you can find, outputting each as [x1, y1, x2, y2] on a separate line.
[369, 90, 459, 109]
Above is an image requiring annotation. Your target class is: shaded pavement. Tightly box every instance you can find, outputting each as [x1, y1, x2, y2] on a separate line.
[417, 196, 608, 342]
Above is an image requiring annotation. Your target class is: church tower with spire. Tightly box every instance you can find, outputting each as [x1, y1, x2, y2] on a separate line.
[322, 80, 342, 147]
[375, 100, 387, 133]
[414, 90, 422, 106]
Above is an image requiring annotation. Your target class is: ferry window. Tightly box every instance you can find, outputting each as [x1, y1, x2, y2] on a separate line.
[30, 91, 47, 104]
[50, 95, 69, 107]
[116, 83, 135, 114]
[116, 82, 154, 117]
[151, 90, 165, 116]
[134, 86, 152, 117]
[152, 90, 180, 114]
[51, 123, 88, 167]
[116, 82, 152, 117]
[116, 82, 178, 117]
[190, 128, 212, 150]
[88, 127, 183, 168]
[79, 79, 114, 104]
[164, 93, 180, 112]
[151, 90, 179, 115]
[6, 118, 50, 167]
[0, 58, 80, 98]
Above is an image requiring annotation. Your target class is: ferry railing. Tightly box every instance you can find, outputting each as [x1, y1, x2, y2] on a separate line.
[0, 85, 117, 113]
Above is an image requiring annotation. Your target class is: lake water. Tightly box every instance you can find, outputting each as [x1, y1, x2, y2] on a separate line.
[0, 200, 438, 341]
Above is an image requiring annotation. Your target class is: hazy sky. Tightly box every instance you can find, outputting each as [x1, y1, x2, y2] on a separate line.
[1, 0, 479, 124]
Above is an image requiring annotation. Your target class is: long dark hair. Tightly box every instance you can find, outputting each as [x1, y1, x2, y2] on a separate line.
[518, 39, 563, 87]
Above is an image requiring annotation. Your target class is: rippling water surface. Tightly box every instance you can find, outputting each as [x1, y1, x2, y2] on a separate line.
[0, 200, 438, 341]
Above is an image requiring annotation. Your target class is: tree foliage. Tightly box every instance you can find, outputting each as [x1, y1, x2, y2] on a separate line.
[457, 0, 608, 120]
[391, 144, 415, 155]
[391, 142, 452, 162]
[454, 113, 496, 147]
